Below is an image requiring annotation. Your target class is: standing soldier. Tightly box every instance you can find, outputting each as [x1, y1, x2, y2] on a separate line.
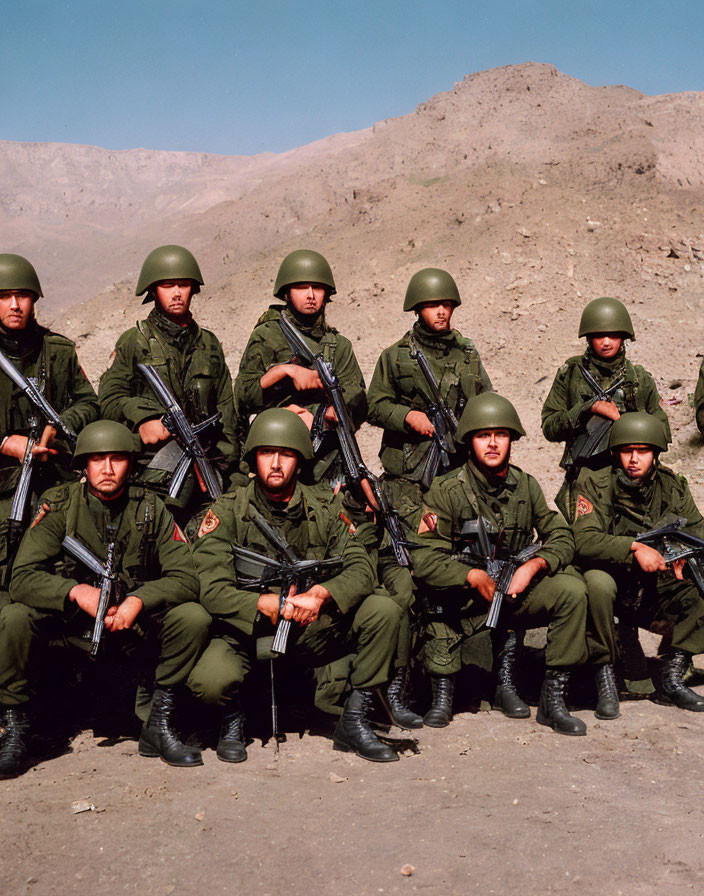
[413, 393, 590, 736]
[573, 412, 704, 717]
[188, 409, 403, 763]
[366, 268, 492, 723]
[0, 421, 210, 779]
[694, 360, 704, 436]
[234, 249, 367, 484]
[98, 245, 239, 528]
[541, 296, 670, 521]
[0, 253, 99, 603]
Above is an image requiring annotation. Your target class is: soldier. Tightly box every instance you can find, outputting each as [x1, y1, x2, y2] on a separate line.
[98, 245, 239, 526]
[0, 253, 99, 603]
[573, 412, 704, 716]
[188, 408, 404, 763]
[541, 296, 670, 521]
[0, 421, 210, 778]
[234, 249, 367, 484]
[366, 268, 492, 725]
[413, 393, 590, 736]
[694, 360, 704, 436]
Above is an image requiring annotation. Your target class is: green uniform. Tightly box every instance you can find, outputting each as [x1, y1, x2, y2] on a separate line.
[98, 307, 239, 516]
[412, 460, 588, 677]
[367, 320, 491, 505]
[0, 479, 208, 713]
[573, 464, 704, 674]
[541, 348, 670, 520]
[187, 479, 401, 709]
[0, 322, 99, 602]
[234, 305, 367, 483]
[694, 359, 704, 436]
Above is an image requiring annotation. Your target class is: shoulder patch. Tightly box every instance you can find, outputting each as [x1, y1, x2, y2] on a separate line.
[197, 509, 220, 538]
[30, 502, 51, 528]
[172, 523, 188, 543]
[575, 495, 594, 517]
[418, 511, 438, 534]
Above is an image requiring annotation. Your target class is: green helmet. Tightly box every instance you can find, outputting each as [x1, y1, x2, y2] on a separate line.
[243, 408, 313, 461]
[136, 245, 204, 301]
[578, 297, 635, 340]
[273, 249, 336, 299]
[609, 412, 668, 452]
[403, 268, 461, 312]
[0, 253, 43, 298]
[456, 393, 526, 443]
[74, 421, 140, 462]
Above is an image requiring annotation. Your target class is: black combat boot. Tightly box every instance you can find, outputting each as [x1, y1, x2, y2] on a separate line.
[216, 698, 247, 763]
[659, 651, 704, 711]
[333, 689, 399, 762]
[0, 706, 29, 779]
[536, 669, 587, 736]
[381, 667, 424, 729]
[493, 631, 530, 719]
[423, 675, 454, 728]
[139, 686, 203, 767]
[594, 664, 620, 719]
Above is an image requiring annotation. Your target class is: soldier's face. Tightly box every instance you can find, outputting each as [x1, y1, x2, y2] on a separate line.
[287, 283, 327, 316]
[84, 452, 132, 498]
[618, 445, 655, 479]
[256, 447, 299, 496]
[589, 334, 623, 359]
[417, 301, 455, 332]
[471, 429, 511, 471]
[0, 290, 35, 330]
[154, 280, 193, 319]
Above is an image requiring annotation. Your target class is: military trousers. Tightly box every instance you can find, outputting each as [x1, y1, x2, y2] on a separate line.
[423, 570, 589, 677]
[583, 566, 704, 663]
[0, 600, 211, 706]
[188, 591, 402, 708]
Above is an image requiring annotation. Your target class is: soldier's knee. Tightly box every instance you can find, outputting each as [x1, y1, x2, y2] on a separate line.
[0, 603, 39, 642]
[359, 592, 402, 630]
[162, 602, 211, 646]
[188, 639, 245, 706]
[584, 570, 617, 612]
[553, 574, 588, 613]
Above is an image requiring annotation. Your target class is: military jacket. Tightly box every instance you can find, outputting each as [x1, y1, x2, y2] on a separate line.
[412, 460, 575, 592]
[367, 322, 491, 481]
[98, 308, 238, 466]
[193, 479, 375, 636]
[572, 465, 704, 566]
[541, 350, 670, 470]
[235, 304, 367, 431]
[694, 359, 704, 436]
[0, 323, 99, 495]
[9, 479, 199, 613]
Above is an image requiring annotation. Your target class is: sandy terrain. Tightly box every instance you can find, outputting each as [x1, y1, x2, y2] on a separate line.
[2, 62, 704, 894]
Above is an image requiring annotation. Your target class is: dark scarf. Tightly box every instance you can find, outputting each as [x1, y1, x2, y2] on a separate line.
[147, 307, 198, 352]
[0, 319, 45, 362]
[412, 319, 458, 354]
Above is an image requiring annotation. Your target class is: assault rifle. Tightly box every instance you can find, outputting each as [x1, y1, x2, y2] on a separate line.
[634, 515, 704, 593]
[61, 535, 118, 657]
[570, 365, 626, 464]
[0, 348, 78, 450]
[408, 336, 459, 489]
[454, 516, 543, 629]
[278, 313, 413, 567]
[137, 363, 222, 500]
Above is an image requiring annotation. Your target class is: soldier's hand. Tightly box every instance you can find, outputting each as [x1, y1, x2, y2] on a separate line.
[591, 400, 621, 421]
[672, 558, 687, 580]
[36, 425, 58, 463]
[257, 592, 280, 626]
[104, 595, 143, 631]
[405, 410, 435, 437]
[68, 583, 102, 618]
[287, 365, 323, 392]
[285, 404, 315, 430]
[285, 585, 330, 625]
[467, 568, 496, 602]
[324, 405, 338, 424]
[507, 557, 548, 596]
[139, 418, 171, 445]
[1, 434, 58, 462]
[632, 541, 668, 574]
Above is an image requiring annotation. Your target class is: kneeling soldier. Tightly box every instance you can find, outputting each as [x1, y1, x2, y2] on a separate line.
[574, 412, 704, 714]
[189, 408, 403, 762]
[413, 393, 589, 736]
[0, 421, 210, 778]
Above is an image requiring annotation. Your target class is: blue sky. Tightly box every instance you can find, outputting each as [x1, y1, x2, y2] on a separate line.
[3, 0, 703, 155]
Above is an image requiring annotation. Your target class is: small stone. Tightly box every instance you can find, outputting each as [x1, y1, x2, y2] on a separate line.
[400, 864, 415, 876]
[328, 772, 347, 784]
[71, 800, 95, 814]
[512, 798, 519, 805]
[194, 811, 205, 821]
